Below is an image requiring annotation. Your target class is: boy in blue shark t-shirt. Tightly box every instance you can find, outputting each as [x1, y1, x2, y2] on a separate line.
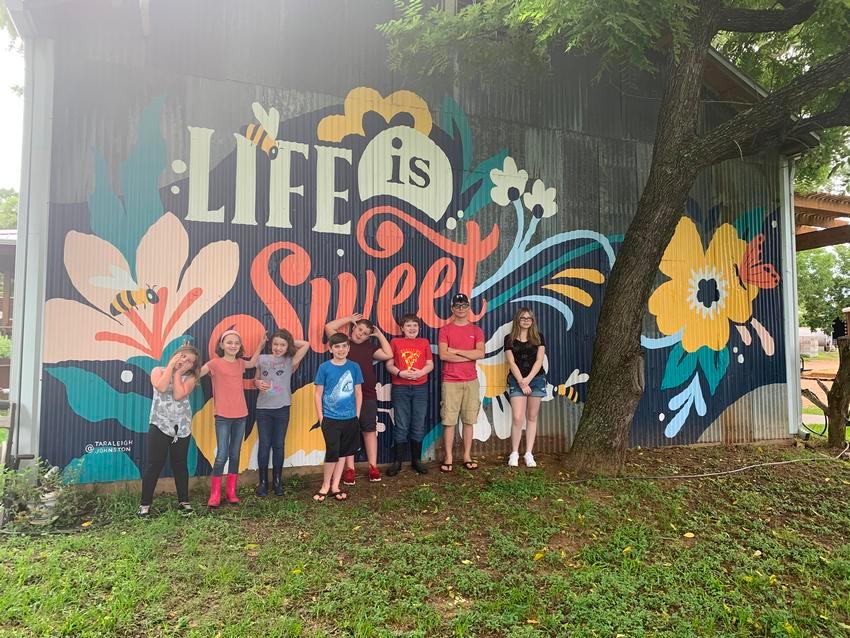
[313, 332, 363, 502]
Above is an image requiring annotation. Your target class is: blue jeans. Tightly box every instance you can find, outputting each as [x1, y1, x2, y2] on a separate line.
[392, 384, 428, 444]
[507, 374, 547, 398]
[256, 406, 290, 471]
[212, 416, 246, 476]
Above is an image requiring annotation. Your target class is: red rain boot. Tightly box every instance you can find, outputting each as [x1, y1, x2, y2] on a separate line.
[225, 473, 240, 505]
[207, 475, 222, 508]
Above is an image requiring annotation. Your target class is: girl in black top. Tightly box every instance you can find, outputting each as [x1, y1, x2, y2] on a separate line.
[504, 307, 546, 467]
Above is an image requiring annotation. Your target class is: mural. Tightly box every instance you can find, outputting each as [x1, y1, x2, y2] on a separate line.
[40, 86, 785, 482]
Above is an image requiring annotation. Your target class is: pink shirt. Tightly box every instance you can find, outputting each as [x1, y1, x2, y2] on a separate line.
[438, 322, 484, 382]
[206, 357, 248, 418]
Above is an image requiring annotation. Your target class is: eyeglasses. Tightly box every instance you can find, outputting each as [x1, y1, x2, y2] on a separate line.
[519, 316, 533, 321]
[453, 303, 470, 309]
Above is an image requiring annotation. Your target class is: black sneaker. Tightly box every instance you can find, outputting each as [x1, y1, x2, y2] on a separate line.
[177, 502, 194, 516]
[137, 505, 151, 519]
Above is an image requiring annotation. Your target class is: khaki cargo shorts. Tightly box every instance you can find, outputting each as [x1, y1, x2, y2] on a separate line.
[441, 379, 481, 426]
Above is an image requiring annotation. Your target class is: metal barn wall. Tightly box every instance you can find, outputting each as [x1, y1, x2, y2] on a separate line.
[32, 0, 790, 483]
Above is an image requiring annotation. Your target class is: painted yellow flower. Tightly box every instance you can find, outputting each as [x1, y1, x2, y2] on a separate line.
[648, 217, 757, 352]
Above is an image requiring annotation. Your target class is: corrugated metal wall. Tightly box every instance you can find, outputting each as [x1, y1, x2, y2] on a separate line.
[35, 0, 789, 482]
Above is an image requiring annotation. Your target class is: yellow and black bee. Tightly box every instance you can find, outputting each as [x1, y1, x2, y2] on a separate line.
[240, 102, 280, 159]
[556, 384, 581, 403]
[110, 286, 159, 317]
[90, 266, 161, 318]
[554, 369, 589, 403]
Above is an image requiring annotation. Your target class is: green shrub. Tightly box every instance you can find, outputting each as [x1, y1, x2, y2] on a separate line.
[0, 335, 11, 359]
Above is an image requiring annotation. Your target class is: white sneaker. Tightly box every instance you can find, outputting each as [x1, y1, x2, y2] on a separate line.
[524, 452, 537, 467]
[507, 451, 519, 467]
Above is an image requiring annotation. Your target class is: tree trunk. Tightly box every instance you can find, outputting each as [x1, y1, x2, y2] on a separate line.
[825, 337, 850, 448]
[565, 6, 718, 475]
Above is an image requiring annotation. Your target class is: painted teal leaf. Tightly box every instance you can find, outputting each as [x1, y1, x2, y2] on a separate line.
[46, 366, 151, 432]
[89, 152, 125, 252]
[660, 343, 699, 390]
[461, 149, 508, 219]
[733, 207, 764, 242]
[63, 449, 141, 484]
[187, 437, 198, 476]
[696, 347, 729, 395]
[421, 422, 444, 460]
[87, 96, 167, 278]
[438, 96, 472, 173]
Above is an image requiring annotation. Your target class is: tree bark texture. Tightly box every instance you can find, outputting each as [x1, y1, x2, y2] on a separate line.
[826, 337, 850, 448]
[564, 0, 850, 475]
[566, 5, 719, 475]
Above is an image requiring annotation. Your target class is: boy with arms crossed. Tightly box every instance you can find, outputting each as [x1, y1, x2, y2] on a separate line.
[438, 293, 485, 472]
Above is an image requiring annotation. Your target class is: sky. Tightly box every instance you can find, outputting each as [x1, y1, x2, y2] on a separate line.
[0, 31, 24, 191]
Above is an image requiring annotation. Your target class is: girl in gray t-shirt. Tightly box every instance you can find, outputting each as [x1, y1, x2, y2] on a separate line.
[253, 329, 310, 496]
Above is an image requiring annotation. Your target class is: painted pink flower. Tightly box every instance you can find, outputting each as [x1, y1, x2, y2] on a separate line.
[44, 213, 239, 362]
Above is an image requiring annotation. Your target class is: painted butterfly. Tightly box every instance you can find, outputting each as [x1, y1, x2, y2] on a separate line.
[735, 234, 780, 289]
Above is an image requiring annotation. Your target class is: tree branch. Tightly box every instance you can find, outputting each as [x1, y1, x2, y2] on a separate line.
[689, 46, 850, 166]
[703, 90, 850, 163]
[791, 91, 850, 134]
[802, 388, 829, 413]
[719, 0, 818, 33]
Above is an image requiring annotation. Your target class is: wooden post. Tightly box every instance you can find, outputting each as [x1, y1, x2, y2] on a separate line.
[826, 336, 850, 448]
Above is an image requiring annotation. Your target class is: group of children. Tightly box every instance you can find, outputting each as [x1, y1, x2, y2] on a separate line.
[137, 293, 547, 516]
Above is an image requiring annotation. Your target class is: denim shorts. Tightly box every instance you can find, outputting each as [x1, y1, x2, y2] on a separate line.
[507, 374, 547, 398]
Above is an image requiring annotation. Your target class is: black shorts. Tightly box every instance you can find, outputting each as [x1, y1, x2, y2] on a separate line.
[359, 399, 378, 433]
[321, 417, 360, 463]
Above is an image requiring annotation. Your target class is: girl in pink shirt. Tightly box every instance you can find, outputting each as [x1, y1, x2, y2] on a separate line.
[200, 329, 265, 507]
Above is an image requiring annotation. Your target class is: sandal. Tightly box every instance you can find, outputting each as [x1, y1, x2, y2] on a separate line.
[312, 490, 329, 502]
[440, 463, 453, 473]
[462, 460, 479, 470]
[331, 490, 348, 501]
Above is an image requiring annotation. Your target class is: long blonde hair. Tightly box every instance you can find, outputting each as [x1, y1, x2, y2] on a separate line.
[509, 307, 541, 346]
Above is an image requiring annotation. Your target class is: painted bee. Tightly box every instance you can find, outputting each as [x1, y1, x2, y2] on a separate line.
[91, 265, 160, 317]
[110, 286, 159, 317]
[240, 102, 280, 159]
[554, 368, 589, 403]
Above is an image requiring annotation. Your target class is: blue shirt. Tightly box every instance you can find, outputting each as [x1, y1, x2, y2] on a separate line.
[314, 360, 363, 420]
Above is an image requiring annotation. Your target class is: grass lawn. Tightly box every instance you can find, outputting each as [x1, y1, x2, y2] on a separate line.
[1, 445, 849, 637]
[801, 350, 840, 362]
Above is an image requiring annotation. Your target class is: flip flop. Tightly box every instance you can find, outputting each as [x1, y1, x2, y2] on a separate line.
[312, 490, 329, 502]
[331, 490, 348, 501]
[462, 460, 479, 470]
[440, 463, 453, 473]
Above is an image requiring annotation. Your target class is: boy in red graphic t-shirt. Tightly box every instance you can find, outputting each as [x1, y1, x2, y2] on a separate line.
[385, 313, 434, 476]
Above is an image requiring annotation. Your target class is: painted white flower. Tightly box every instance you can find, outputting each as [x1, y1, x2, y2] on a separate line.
[523, 179, 558, 219]
[490, 156, 528, 206]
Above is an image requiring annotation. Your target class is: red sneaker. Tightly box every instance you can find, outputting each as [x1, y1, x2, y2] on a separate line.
[342, 468, 356, 486]
[368, 465, 382, 482]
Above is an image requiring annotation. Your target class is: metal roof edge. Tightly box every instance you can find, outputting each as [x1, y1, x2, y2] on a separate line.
[705, 48, 820, 157]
